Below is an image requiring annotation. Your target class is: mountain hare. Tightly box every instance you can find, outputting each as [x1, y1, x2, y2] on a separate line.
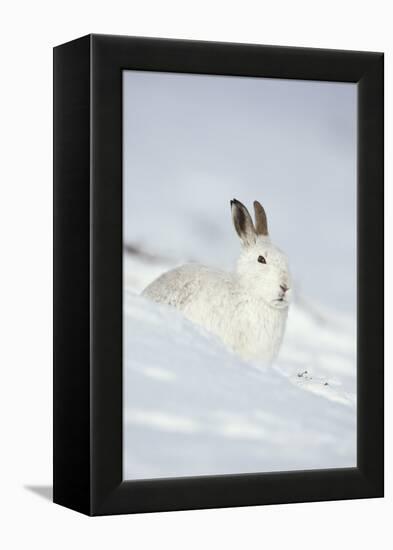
[143, 199, 291, 363]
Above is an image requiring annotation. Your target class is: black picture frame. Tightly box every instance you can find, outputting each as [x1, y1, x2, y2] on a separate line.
[53, 34, 384, 516]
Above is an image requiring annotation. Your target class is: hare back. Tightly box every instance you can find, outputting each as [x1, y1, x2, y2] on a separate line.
[142, 263, 236, 311]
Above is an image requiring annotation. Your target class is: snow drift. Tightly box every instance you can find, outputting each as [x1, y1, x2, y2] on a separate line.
[124, 253, 356, 480]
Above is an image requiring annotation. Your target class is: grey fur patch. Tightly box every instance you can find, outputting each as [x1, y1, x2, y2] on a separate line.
[254, 200, 269, 236]
[231, 198, 256, 247]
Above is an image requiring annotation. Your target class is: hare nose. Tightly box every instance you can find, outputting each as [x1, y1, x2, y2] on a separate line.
[280, 284, 289, 293]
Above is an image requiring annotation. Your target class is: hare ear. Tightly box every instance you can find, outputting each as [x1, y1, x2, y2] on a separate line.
[230, 199, 256, 247]
[253, 200, 269, 236]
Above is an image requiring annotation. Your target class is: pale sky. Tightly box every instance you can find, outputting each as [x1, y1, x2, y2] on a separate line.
[123, 70, 357, 313]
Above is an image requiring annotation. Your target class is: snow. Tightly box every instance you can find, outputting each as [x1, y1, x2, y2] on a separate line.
[123, 253, 356, 480]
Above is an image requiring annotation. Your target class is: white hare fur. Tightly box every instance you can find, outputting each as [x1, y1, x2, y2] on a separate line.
[143, 199, 292, 363]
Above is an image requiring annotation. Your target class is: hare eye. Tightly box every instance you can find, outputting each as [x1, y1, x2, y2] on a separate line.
[258, 255, 266, 264]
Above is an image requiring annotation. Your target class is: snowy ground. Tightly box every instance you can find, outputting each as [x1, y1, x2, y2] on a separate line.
[123, 252, 356, 480]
